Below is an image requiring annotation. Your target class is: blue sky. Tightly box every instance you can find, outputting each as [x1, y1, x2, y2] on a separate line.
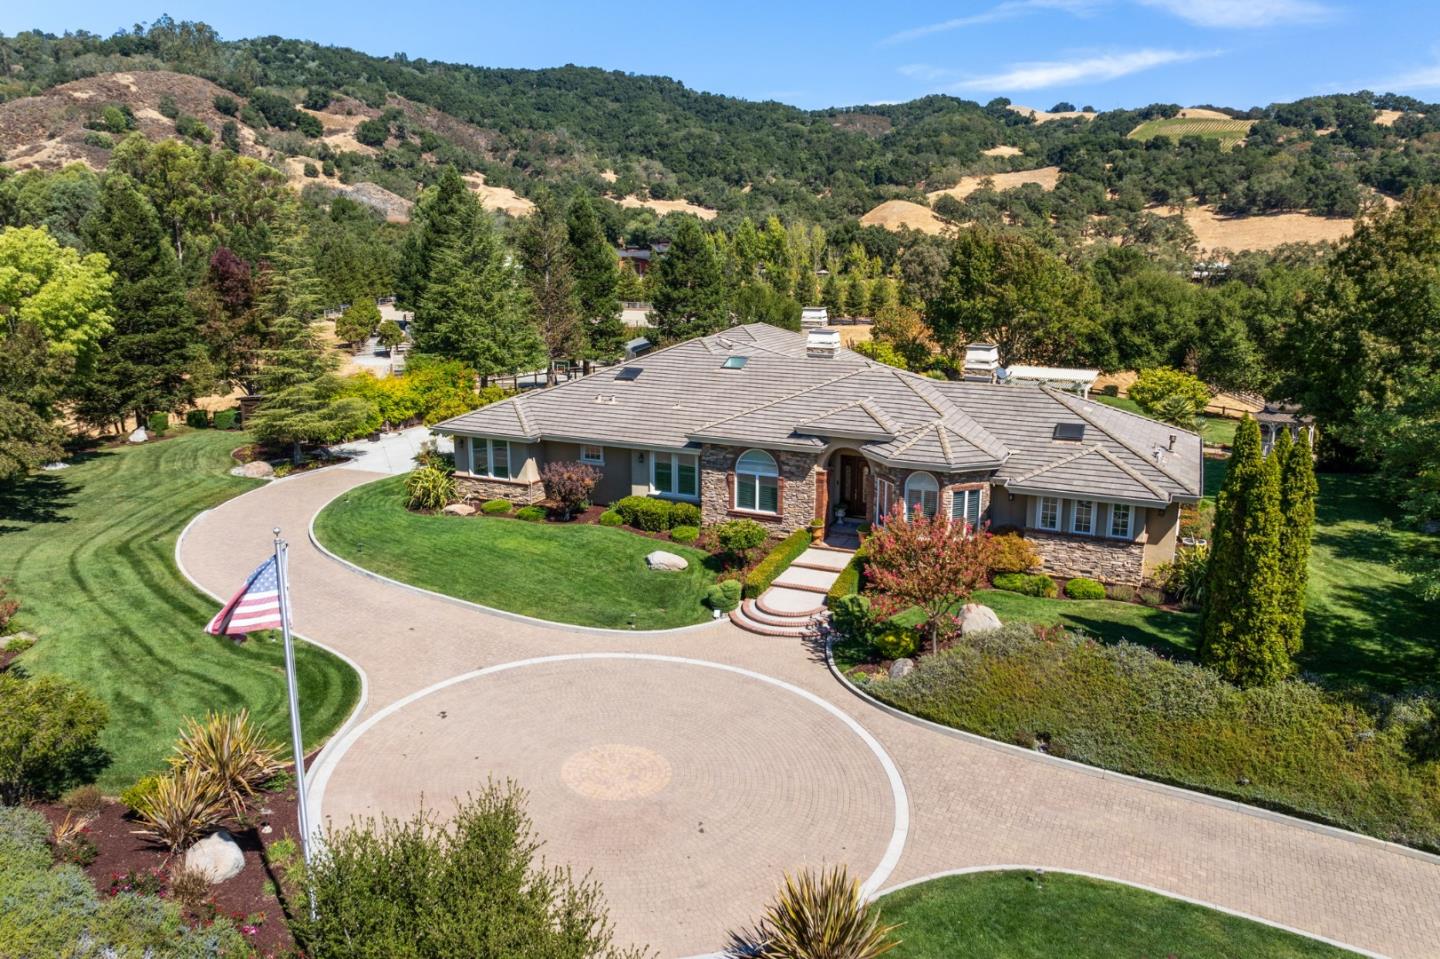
[2, 1, 1436, 111]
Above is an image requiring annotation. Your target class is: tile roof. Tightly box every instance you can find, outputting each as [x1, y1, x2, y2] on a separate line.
[435, 324, 1204, 504]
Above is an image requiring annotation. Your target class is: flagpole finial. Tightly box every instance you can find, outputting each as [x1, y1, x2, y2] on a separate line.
[273, 526, 282, 538]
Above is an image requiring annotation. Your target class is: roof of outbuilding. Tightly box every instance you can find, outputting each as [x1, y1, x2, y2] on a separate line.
[434, 324, 1203, 504]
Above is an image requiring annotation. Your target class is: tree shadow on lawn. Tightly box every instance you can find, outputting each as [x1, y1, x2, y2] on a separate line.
[1051, 610, 1198, 662]
[1299, 580, 1438, 692]
[0, 470, 84, 533]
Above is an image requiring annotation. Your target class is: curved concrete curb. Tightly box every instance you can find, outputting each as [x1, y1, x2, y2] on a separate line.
[307, 652, 911, 899]
[873, 866, 1386, 959]
[824, 636, 1440, 868]
[306, 475, 729, 638]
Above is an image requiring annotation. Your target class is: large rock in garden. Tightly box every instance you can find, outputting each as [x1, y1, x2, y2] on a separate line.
[184, 828, 245, 883]
[238, 460, 275, 478]
[959, 603, 1002, 636]
[888, 658, 915, 679]
[127, 428, 148, 444]
[645, 550, 689, 571]
[442, 503, 476, 516]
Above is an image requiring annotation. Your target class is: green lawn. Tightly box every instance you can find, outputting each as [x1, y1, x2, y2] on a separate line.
[313, 475, 720, 629]
[1093, 393, 1237, 446]
[0, 431, 361, 792]
[874, 871, 1352, 958]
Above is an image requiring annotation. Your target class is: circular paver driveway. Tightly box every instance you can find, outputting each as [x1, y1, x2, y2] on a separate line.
[312, 655, 901, 957]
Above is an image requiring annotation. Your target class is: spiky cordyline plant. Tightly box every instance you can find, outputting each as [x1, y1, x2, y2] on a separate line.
[132, 765, 228, 853]
[170, 709, 284, 817]
[728, 866, 900, 959]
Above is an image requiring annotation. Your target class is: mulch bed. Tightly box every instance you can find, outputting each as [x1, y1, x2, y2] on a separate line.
[37, 778, 308, 957]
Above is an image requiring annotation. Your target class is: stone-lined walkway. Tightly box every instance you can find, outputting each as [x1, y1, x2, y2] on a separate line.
[179, 467, 1440, 958]
[730, 546, 851, 637]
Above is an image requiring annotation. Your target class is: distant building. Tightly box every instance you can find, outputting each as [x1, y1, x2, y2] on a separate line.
[1256, 403, 1317, 455]
[616, 242, 672, 277]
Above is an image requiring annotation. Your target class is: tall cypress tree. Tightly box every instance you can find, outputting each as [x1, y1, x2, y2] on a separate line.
[1277, 429, 1318, 655]
[76, 173, 204, 429]
[1200, 416, 1291, 686]
[651, 217, 728, 342]
[567, 193, 624, 365]
[255, 203, 332, 395]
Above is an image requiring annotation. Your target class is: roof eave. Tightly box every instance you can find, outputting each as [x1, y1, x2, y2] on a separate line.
[998, 481, 1171, 509]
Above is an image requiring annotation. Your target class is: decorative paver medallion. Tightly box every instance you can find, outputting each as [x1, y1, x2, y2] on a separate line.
[561, 743, 672, 800]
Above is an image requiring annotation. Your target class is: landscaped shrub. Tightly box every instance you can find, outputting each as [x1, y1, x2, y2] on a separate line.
[704, 580, 742, 612]
[991, 572, 1057, 598]
[146, 411, 169, 435]
[0, 673, 108, 803]
[1105, 583, 1137, 603]
[1064, 577, 1107, 600]
[729, 867, 895, 959]
[516, 505, 547, 522]
[670, 525, 700, 544]
[615, 495, 673, 531]
[743, 526, 813, 599]
[829, 593, 876, 646]
[60, 784, 103, 818]
[826, 550, 865, 602]
[169, 709, 283, 817]
[1159, 545, 1208, 608]
[482, 498, 513, 515]
[540, 461, 600, 520]
[212, 409, 238, 430]
[119, 775, 162, 814]
[871, 624, 921, 661]
[184, 408, 210, 429]
[405, 465, 456, 512]
[715, 519, 770, 566]
[669, 502, 702, 528]
[598, 509, 623, 526]
[988, 533, 1041, 574]
[131, 766, 227, 852]
[868, 624, 1440, 851]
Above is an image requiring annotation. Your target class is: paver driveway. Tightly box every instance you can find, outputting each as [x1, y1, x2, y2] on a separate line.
[179, 467, 1440, 958]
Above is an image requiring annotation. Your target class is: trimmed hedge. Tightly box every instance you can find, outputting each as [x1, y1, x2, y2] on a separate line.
[515, 506, 546, 522]
[670, 525, 700, 544]
[670, 502, 702, 528]
[742, 526, 813, 600]
[992, 572, 1058, 597]
[826, 548, 867, 602]
[598, 510, 623, 527]
[613, 495, 699, 531]
[212, 409, 238, 430]
[184, 409, 210, 429]
[704, 580, 742, 612]
[1065, 577, 1107, 600]
[146, 411, 169, 435]
[866, 625, 1440, 852]
[481, 499, 513, 515]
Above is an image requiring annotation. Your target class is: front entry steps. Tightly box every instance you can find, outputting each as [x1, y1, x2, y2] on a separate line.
[729, 546, 852, 637]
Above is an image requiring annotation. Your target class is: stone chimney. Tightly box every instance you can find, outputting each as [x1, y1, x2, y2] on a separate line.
[807, 327, 841, 358]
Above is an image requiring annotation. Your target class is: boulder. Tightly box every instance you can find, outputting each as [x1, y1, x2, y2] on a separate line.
[127, 428, 148, 444]
[184, 828, 245, 884]
[442, 503, 476, 516]
[888, 658, 915, 679]
[959, 603, 1002, 636]
[645, 550, 689, 572]
[239, 460, 275, 479]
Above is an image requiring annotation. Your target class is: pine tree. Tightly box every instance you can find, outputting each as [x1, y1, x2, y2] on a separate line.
[413, 190, 544, 383]
[396, 167, 474, 310]
[651, 217, 729, 342]
[1200, 416, 1291, 686]
[255, 204, 332, 395]
[1277, 428, 1318, 655]
[517, 194, 580, 386]
[567, 193, 624, 365]
[76, 173, 204, 430]
[821, 273, 843, 317]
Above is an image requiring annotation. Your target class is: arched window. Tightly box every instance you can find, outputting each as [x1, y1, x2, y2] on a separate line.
[735, 449, 780, 514]
[903, 471, 939, 519]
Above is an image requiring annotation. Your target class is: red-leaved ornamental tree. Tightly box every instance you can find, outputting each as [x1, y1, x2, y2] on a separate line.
[540, 461, 601, 520]
[864, 505, 994, 655]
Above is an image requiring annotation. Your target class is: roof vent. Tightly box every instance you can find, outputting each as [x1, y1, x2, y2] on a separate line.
[615, 367, 643, 382]
[1053, 422, 1086, 442]
[807, 327, 841, 359]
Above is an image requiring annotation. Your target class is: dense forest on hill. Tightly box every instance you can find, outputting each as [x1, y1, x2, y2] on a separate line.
[3, 17, 1440, 235]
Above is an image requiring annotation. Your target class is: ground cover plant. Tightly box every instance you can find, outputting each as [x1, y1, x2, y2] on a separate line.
[314, 474, 720, 628]
[0, 430, 360, 790]
[873, 870, 1352, 958]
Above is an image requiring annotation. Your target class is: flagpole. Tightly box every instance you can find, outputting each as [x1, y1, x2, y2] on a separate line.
[273, 528, 314, 873]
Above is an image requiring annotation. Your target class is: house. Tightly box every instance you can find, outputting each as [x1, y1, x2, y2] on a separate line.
[432, 324, 1204, 585]
[1256, 402, 1317, 455]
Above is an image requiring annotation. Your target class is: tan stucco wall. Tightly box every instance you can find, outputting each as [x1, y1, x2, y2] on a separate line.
[541, 441, 632, 505]
[1142, 502, 1182, 576]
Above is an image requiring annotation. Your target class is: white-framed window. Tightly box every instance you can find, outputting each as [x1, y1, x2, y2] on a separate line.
[875, 478, 895, 523]
[651, 452, 699, 498]
[950, 487, 983, 532]
[1110, 503, 1134, 538]
[470, 438, 512, 480]
[580, 444, 605, 465]
[1038, 496, 1060, 531]
[904, 471, 940, 519]
[734, 449, 780, 514]
[1071, 499, 1095, 535]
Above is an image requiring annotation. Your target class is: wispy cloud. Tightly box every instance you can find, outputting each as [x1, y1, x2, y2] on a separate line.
[1136, 0, 1333, 27]
[952, 48, 1217, 91]
[881, 0, 1099, 45]
[1367, 57, 1440, 91]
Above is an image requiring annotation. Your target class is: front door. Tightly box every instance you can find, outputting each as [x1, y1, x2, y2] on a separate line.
[837, 454, 869, 518]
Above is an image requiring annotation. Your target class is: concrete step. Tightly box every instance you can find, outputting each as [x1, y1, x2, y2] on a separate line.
[771, 565, 840, 593]
[758, 586, 828, 617]
[793, 547, 853, 572]
[739, 599, 817, 629]
[728, 605, 813, 638]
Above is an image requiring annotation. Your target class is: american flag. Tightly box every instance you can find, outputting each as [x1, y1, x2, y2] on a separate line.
[206, 556, 284, 636]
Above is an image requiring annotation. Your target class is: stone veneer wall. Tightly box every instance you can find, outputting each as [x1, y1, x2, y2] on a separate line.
[700, 445, 820, 535]
[1026, 531, 1145, 586]
[867, 463, 992, 524]
[454, 474, 546, 505]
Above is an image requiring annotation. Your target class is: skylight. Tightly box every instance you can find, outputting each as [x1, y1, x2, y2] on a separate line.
[615, 367, 643, 381]
[722, 356, 749, 370]
[1053, 422, 1086, 441]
